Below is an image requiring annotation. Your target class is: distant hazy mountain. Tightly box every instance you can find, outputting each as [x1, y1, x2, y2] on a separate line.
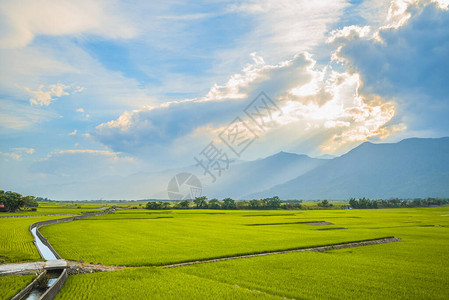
[50, 151, 325, 200]
[208, 152, 326, 199]
[247, 137, 449, 200]
[34, 137, 449, 200]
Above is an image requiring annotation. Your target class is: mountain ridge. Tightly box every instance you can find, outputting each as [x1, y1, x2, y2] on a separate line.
[246, 137, 449, 200]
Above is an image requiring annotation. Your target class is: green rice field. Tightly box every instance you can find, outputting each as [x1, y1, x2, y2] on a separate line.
[0, 206, 106, 217]
[51, 207, 449, 299]
[0, 275, 35, 300]
[0, 215, 77, 264]
[2, 206, 448, 299]
[40, 209, 395, 266]
[56, 267, 279, 300]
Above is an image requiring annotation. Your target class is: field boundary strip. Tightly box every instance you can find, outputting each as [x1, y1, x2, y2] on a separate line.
[0, 214, 80, 219]
[161, 237, 401, 268]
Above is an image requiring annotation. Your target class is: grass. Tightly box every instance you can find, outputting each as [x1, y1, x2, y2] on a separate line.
[3, 206, 447, 299]
[53, 207, 449, 299]
[48, 207, 449, 299]
[0, 215, 77, 264]
[0, 207, 105, 217]
[56, 267, 280, 300]
[0, 274, 35, 300]
[177, 213, 449, 299]
[40, 209, 389, 266]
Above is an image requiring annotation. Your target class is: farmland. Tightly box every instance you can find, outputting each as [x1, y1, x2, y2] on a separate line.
[0, 206, 107, 217]
[47, 207, 449, 299]
[178, 216, 449, 299]
[40, 209, 390, 266]
[0, 215, 79, 264]
[2, 206, 448, 299]
[56, 267, 280, 299]
[0, 274, 35, 300]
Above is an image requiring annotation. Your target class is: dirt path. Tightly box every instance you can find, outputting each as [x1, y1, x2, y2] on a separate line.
[0, 261, 45, 275]
[162, 237, 401, 268]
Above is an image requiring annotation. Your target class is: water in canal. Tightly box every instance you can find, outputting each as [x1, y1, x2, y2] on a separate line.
[31, 227, 57, 260]
[24, 270, 61, 300]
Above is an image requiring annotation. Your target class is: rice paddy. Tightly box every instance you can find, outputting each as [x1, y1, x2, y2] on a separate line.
[40, 209, 393, 266]
[0, 206, 105, 217]
[0, 215, 77, 264]
[0, 275, 35, 300]
[3, 206, 449, 299]
[177, 212, 449, 299]
[56, 267, 279, 300]
[50, 206, 449, 299]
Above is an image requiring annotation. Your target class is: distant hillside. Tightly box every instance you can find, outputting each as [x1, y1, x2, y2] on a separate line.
[247, 137, 449, 200]
[28, 137, 449, 200]
[209, 151, 326, 199]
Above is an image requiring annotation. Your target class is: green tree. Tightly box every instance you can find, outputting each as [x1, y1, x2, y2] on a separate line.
[249, 199, 260, 209]
[161, 202, 171, 209]
[22, 196, 38, 207]
[267, 196, 281, 209]
[281, 202, 302, 210]
[236, 200, 249, 209]
[176, 200, 190, 209]
[0, 191, 23, 212]
[208, 199, 221, 209]
[193, 196, 207, 208]
[318, 200, 332, 207]
[349, 198, 357, 208]
[146, 201, 162, 210]
[222, 198, 236, 209]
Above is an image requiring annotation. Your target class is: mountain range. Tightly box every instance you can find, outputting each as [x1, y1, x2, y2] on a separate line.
[27, 137, 449, 200]
[246, 137, 449, 200]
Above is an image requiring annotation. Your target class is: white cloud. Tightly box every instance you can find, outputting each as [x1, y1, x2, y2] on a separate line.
[93, 51, 397, 157]
[0, 147, 35, 161]
[12, 147, 35, 154]
[25, 83, 70, 106]
[0, 0, 136, 48]
[74, 86, 85, 93]
[436, 0, 449, 9]
[57, 149, 127, 156]
[31, 149, 136, 177]
[0, 99, 58, 129]
[0, 152, 22, 161]
[21, 83, 85, 107]
[69, 130, 77, 136]
[327, 25, 372, 44]
[329, 0, 449, 139]
[76, 107, 90, 120]
[226, 0, 349, 59]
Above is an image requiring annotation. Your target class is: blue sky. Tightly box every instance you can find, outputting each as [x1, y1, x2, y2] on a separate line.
[1, 0, 448, 199]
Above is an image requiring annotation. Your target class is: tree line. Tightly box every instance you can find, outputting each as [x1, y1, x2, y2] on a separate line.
[349, 197, 449, 209]
[146, 196, 303, 210]
[0, 190, 39, 212]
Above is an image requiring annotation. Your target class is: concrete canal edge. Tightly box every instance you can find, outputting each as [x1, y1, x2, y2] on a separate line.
[11, 211, 112, 300]
[29, 212, 112, 260]
[39, 269, 69, 300]
[10, 271, 46, 300]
